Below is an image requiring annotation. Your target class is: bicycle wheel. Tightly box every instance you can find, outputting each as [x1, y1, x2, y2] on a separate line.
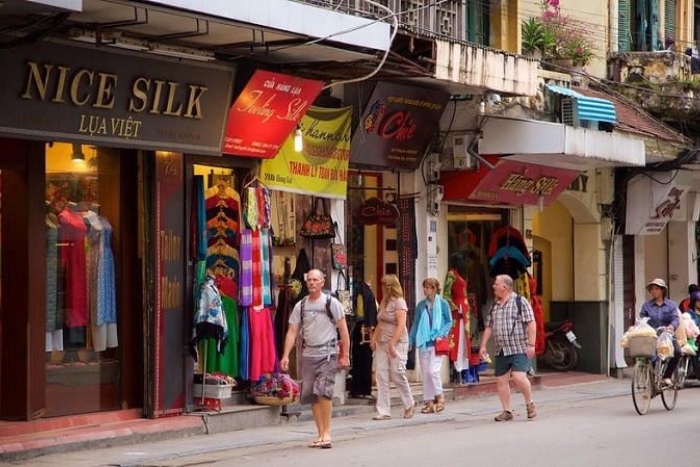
[676, 356, 689, 389]
[661, 365, 679, 411]
[632, 360, 652, 415]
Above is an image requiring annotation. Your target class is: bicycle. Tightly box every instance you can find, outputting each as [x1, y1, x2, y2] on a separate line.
[630, 331, 679, 415]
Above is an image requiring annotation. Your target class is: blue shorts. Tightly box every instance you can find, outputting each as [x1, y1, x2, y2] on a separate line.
[494, 351, 531, 377]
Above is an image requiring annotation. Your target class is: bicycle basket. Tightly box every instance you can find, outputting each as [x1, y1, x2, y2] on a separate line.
[628, 335, 657, 358]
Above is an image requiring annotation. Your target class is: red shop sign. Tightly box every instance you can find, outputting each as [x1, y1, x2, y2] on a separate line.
[442, 157, 580, 206]
[222, 70, 324, 158]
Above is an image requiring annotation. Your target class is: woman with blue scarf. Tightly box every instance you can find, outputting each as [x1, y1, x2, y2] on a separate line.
[409, 277, 453, 413]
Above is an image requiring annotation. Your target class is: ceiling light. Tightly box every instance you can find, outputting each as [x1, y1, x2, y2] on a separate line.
[148, 43, 215, 62]
[71, 143, 85, 163]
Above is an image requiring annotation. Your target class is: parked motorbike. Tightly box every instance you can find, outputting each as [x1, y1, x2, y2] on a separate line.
[540, 319, 581, 371]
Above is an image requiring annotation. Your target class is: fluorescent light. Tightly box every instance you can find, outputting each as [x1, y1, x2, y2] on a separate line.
[68, 28, 149, 51]
[148, 43, 215, 62]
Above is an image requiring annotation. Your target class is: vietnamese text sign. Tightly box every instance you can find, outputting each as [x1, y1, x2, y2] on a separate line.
[350, 82, 449, 169]
[222, 70, 324, 158]
[625, 171, 691, 235]
[0, 41, 234, 155]
[260, 106, 352, 199]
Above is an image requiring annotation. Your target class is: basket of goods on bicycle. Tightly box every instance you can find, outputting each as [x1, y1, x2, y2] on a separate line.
[621, 278, 682, 415]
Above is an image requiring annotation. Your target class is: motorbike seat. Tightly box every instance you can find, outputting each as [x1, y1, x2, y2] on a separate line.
[544, 321, 569, 332]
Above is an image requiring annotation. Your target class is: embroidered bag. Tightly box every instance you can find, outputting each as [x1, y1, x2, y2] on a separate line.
[335, 270, 353, 316]
[331, 223, 347, 270]
[299, 197, 335, 239]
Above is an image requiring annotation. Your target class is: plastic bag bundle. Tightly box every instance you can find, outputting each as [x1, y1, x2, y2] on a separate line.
[657, 330, 674, 360]
[621, 317, 657, 348]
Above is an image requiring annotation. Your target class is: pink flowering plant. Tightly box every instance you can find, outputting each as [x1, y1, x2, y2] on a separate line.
[250, 373, 300, 400]
[524, 0, 596, 67]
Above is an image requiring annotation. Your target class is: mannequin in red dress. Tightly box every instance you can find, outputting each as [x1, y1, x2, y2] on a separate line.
[444, 253, 471, 383]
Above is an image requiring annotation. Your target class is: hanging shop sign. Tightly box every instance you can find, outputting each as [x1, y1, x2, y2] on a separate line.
[353, 196, 400, 226]
[625, 171, 691, 235]
[153, 151, 186, 417]
[260, 105, 352, 199]
[350, 82, 450, 170]
[222, 70, 325, 158]
[441, 156, 580, 205]
[0, 41, 234, 156]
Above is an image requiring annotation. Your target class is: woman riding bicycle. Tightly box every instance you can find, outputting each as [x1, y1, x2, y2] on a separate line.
[640, 278, 681, 386]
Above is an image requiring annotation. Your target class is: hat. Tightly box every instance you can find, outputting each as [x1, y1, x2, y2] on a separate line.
[647, 278, 667, 291]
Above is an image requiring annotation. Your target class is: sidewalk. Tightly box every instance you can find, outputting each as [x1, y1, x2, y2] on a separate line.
[17, 376, 630, 467]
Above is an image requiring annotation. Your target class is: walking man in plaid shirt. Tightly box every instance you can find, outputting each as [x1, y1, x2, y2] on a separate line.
[479, 274, 537, 421]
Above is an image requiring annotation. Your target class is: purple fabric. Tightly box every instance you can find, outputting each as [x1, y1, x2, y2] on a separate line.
[239, 229, 254, 307]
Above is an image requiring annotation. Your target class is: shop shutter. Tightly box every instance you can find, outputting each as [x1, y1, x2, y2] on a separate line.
[618, 0, 631, 51]
[665, 0, 676, 45]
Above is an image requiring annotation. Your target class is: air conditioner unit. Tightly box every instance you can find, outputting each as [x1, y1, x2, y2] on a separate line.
[452, 134, 476, 170]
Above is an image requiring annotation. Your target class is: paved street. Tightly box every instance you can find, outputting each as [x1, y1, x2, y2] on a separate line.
[12, 378, 700, 467]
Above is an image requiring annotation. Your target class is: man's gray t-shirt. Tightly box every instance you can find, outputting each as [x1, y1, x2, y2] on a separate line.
[289, 294, 344, 358]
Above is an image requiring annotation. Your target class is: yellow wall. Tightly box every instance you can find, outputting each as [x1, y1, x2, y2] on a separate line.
[532, 200, 574, 302]
[45, 142, 98, 174]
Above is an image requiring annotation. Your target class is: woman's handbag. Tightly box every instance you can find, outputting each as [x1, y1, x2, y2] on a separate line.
[434, 336, 450, 356]
[331, 223, 347, 270]
[299, 197, 335, 239]
[335, 270, 353, 316]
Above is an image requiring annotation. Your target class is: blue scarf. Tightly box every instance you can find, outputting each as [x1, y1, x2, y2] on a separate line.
[415, 295, 445, 350]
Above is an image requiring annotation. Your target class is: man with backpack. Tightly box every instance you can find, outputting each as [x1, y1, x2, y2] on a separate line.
[479, 274, 537, 422]
[280, 269, 350, 449]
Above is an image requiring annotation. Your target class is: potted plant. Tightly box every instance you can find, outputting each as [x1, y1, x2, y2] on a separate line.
[521, 17, 554, 59]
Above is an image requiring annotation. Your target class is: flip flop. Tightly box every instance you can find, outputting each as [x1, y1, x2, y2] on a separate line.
[308, 439, 323, 448]
[320, 439, 333, 449]
[372, 414, 392, 420]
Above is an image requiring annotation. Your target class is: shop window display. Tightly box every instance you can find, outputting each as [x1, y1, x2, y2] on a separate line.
[44, 142, 120, 416]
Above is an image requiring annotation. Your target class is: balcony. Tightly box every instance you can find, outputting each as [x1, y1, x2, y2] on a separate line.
[608, 51, 700, 134]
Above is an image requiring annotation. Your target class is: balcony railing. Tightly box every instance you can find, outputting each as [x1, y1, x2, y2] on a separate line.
[293, 0, 465, 41]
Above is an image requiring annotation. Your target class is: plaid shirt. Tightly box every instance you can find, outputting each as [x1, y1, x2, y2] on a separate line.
[485, 292, 535, 356]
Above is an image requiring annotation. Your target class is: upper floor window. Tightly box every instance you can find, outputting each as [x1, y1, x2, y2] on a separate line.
[466, 0, 490, 46]
[619, 0, 677, 51]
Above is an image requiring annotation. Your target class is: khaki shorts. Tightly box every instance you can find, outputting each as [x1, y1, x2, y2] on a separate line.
[300, 355, 338, 404]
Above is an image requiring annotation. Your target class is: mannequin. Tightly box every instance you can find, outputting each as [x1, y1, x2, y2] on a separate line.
[444, 252, 471, 383]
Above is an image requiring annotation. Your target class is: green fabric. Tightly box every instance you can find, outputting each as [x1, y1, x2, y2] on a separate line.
[203, 296, 240, 378]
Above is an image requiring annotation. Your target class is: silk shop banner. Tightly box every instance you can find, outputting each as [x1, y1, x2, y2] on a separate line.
[222, 70, 324, 158]
[350, 81, 450, 170]
[260, 106, 352, 199]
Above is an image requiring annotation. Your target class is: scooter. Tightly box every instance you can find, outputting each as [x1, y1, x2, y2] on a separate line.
[540, 319, 582, 371]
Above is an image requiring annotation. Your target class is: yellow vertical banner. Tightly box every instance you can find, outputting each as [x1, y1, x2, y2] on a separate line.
[260, 106, 352, 199]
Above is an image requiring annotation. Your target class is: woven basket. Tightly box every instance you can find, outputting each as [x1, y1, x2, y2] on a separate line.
[254, 395, 297, 406]
[628, 335, 657, 358]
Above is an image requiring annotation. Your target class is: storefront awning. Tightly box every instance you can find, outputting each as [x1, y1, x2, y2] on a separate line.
[478, 117, 645, 170]
[546, 84, 617, 124]
[441, 155, 580, 205]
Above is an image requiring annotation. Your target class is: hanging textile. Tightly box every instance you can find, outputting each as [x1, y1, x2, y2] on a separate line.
[204, 275, 241, 377]
[397, 196, 417, 370]
[190, 276, 228, 360]
[529, 274, 547, 356]
[239, 305, 250, 380]
[349, 281, 377, 397]
[204, 182, 241, 278]
[190, 175, 208, 261]
[248, 307, 277, 382]
[239, 229, 254, 307]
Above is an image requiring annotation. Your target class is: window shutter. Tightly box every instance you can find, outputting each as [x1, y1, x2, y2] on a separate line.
[665, 0, 676, 45]
[618, 0, 631, 51]
[651, 0, 660, 49]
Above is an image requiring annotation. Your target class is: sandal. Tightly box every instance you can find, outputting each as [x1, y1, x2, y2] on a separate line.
[435, 399, 445, 413]
[320, 439, 333, 449]
[372, 414, 392, 420]
[308, 438, 324, 448]
[420, 402, 435, 414]
[403, 401, 417, 419]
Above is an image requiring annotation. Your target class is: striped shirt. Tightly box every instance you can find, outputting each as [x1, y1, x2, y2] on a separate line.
[485, 292, 535, 356]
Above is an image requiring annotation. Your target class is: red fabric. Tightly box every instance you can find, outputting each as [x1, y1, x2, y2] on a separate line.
[447, 269, 471, 363]
[216, 275, 238, 299]
[59, 210, 88, 328]
[251, 229, 263, 307]
[488, 226, 527, 258]
[528, 276, 546, 356]
[248, 307, 277, 381]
